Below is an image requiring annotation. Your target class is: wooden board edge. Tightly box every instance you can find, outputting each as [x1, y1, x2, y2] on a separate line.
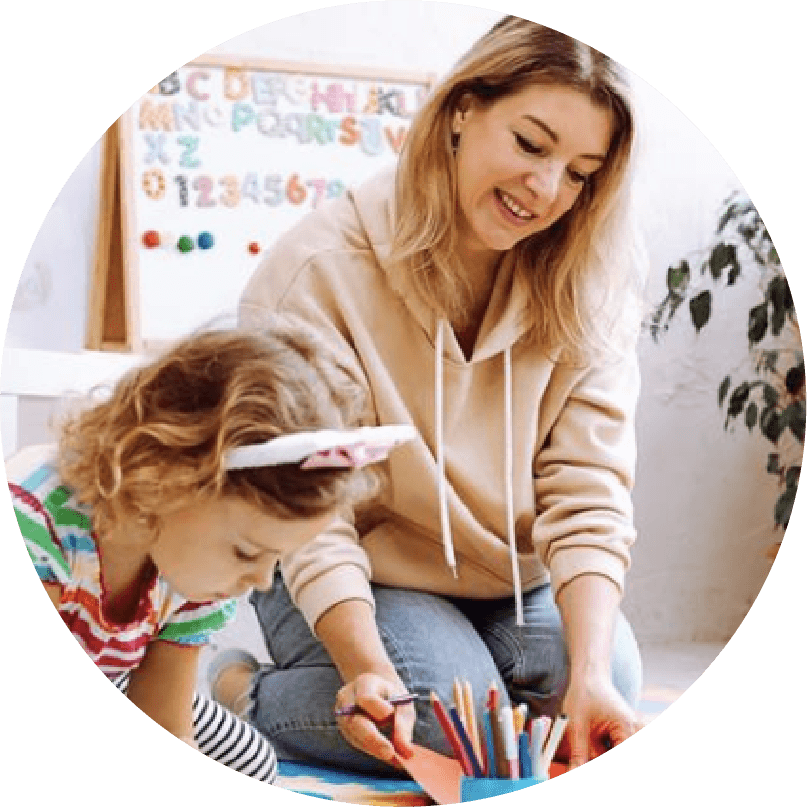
[85, 121, 119, 350]
[187, 54, 436, 88]
[117, 107, 143, 353]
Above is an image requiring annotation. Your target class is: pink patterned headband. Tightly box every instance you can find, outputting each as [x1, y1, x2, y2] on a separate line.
[225, 424, 416, 471]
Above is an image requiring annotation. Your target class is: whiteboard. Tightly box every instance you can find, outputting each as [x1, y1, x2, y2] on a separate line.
[118, 56, 433, 349]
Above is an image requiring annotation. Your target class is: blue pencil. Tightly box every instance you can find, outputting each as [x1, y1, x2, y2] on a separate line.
[449, 705, 485, 777]
[518, 731, 533, 778]
[482, 710, 496, 777]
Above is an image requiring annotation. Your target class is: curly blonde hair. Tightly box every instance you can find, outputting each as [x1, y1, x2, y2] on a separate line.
[57, 319, 373, 540]
[394, 15, 642, 360]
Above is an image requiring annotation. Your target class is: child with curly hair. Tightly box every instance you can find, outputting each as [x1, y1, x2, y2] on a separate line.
[9, 319, 413, 783]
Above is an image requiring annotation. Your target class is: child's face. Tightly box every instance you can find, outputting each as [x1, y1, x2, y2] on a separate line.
[148, 496, 335, 602]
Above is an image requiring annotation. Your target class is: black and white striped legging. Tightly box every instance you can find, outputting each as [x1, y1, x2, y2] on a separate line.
[114, 674, 277, 783]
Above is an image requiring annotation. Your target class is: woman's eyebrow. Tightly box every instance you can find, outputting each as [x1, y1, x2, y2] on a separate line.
[522, 114, 607, 163]
[523, 114, 558, 143]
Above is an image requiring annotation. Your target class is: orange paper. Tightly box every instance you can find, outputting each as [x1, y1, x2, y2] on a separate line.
[399, 744, 464, 805]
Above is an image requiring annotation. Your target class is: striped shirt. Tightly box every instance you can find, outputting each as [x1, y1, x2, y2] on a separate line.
[11, 461, 236, 679]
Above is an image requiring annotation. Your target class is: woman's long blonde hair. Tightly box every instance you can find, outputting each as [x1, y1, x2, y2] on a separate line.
[58, 320, 372, 540]
[393, 16, 642, 360]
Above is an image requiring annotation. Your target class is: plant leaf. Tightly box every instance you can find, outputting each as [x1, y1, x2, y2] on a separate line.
[774, 485, 796, 528]
[785, 362, 805, 395]
[727, 382, 750, 419]
[785, 400, 806, 443]
[708, 243, 734, 280]
[760, 407, 784, 443]
[718, 375, 732, 407]
[748, 303, 769, 345]
[666, 260, 690, 293]
[763, 383, 779, 408]
[689, 290, 712, 333]
[767, 453, 781, 474]
[767, 275, 790, 336]
[745, 401, 758, 431]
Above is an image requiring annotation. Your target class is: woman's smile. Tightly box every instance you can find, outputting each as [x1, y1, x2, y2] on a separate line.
[452, 84, 613, 263]
[495, 188, 538, 222]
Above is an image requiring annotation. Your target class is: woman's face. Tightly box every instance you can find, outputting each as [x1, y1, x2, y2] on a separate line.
[452, 84, 614, 262]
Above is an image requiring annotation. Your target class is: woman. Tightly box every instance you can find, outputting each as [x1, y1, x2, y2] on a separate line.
[217, 15, 645, 774]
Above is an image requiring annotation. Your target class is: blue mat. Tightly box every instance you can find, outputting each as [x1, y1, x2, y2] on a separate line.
[277, 760, 431, 804]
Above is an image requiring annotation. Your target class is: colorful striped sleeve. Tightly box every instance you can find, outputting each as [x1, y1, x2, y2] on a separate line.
[158, 598, 238, 645]
[10, 482, 72, 588]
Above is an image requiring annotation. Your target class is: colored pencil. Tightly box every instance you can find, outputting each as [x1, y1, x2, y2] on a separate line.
[499, 704, 520, 779]
[430, 692, 474, 777]
[487, 684, 508, 778]
[529, 716, 550, 777]
[518, 731, 533, 778]
[462, 679, 483, 772]
[453, 678, 465, 724]
[482, 709, 496, 777]
[539, 713, 569, 775]
[513, 703, 528, 737]
[334, 692, 421, 717]
[449, 705, 485, 777]
[486, 681, 499, 712]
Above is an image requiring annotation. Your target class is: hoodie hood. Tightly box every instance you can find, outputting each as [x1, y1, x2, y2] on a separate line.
[350, 168, 534, 364]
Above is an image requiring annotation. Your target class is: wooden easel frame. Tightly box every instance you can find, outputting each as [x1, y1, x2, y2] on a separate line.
[88, 57, 435, 353]
[86, 119, 133, 351]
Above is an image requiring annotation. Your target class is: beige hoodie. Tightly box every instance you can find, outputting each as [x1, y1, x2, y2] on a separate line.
[239, 168, 639, 632]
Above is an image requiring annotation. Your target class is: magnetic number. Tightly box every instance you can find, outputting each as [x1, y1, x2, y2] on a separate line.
[142, 168, 166, 200]
[265, 174, 283, 206]
[219, 175, 240, 207]
[286, 174, 306, 205]
[193, 175, 216, 207]
[174, 175, 189, 207]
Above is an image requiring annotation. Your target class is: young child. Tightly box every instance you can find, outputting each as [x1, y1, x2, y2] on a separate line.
[9, 321, 414, 783]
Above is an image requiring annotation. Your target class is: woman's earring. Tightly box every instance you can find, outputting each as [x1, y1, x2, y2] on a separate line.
[451, 132, 460, 154]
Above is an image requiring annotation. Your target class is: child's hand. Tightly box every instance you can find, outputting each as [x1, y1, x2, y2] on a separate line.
[335, 673, 416, 766]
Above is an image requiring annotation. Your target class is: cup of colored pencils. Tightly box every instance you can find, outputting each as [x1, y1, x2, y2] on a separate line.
[430, 679, 568, 802]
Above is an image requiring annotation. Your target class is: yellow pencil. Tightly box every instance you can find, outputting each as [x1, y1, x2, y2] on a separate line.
[452, 677, 466, 728]
[462, 679, 483, 769]
[513, 703, 527, 737]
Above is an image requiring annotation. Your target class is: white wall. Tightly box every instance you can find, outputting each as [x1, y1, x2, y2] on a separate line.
[627, 82, 780, 642]
[2, 1, 785, 644]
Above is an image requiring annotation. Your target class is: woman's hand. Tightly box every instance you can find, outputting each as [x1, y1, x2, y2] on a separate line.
[554, 574, 640, 767]
[561, 671, 639, 768]
[335, 672, 416, 766]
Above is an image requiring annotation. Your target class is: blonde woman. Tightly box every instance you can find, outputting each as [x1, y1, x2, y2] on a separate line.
[219, 16, 645, 774]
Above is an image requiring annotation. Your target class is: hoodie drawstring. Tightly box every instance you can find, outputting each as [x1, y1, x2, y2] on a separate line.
[435, 321, 458, 577]
[504, 346, 525, 626]
[434, 320, 524, 624]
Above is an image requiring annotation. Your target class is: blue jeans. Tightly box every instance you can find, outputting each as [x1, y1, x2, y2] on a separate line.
[249, 570, 642, 774]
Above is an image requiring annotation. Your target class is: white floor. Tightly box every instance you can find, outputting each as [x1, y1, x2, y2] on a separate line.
[636, 640, 726, 721]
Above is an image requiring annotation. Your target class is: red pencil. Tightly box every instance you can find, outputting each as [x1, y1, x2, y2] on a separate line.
[486, 682, 507, 778]
[486, 682, 499, 712]
[430, 691, 474, 777]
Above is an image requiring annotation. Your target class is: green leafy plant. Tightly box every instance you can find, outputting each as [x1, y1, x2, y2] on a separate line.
[648, 193, 803, 538]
